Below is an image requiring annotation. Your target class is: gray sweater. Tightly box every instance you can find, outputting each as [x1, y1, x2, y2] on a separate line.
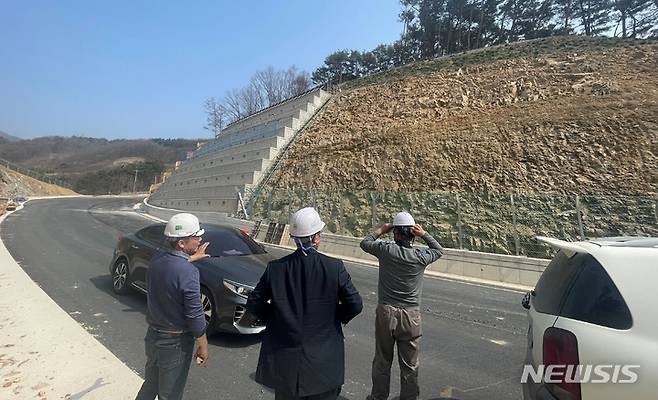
[360, 233, 443, 309]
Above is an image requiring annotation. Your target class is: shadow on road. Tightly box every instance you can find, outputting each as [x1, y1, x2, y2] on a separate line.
[90, 274, 149, 313]
[247, 372, 352, 400]
[209, 331, 262, 348]
[90, 273, 263, 349]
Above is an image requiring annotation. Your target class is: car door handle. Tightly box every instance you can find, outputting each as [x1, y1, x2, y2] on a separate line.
[131, 245, 139, 249]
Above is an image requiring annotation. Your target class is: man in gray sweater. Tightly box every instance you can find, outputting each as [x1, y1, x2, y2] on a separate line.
[360, 211, 444, 400]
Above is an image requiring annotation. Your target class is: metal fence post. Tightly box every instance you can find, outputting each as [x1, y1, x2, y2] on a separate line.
[237, 188, 249, 220]
[511, 194, 520, 256]
[370, 192, 377, 231]
[266, 189, 274, 220]
[312, 191, 317, 211]
[576, 194, 585, 240]
[338, 192, 345, 235]
[286, 190, 292, 224]
[456, 193, 463, 250]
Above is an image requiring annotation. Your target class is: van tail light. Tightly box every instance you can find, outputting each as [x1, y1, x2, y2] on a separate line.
[543, 327, 581, 400]
[240, 228, 250, 236]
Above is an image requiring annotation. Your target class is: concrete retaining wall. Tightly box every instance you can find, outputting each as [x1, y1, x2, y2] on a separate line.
[143, 199, 547, 288]
[254, 227, 547, 287]
[150, 89, 331, 214]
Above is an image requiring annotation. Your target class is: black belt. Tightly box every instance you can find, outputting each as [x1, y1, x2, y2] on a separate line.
[149, 326, 187, 336]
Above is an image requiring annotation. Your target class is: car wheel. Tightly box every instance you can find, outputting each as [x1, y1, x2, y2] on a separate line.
[200, 286, 217, 335]
[112, 258, 131, 294]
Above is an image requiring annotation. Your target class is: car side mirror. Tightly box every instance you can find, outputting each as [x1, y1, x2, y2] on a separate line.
[521, 291, 531, 310]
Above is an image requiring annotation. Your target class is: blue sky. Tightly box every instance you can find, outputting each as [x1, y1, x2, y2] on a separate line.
[0, 1, 403, 140]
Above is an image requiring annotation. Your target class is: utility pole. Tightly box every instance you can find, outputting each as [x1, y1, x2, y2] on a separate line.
[133, 169, 139, 193]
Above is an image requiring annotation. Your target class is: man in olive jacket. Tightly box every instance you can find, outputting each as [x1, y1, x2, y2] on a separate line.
[246, 207, 363, 400]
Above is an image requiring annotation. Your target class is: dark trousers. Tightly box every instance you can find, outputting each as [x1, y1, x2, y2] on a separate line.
[369, 304, 422, 400]
[135, 328, 195, 400]
[274, 387, 341, 400]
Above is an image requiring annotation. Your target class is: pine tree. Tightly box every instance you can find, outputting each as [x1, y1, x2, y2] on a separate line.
[477, 0, 505, 46]
[613, 0, 658, 37]
[576, 0, 613, 35]
[555, 0, 576, 33]
[500, 0, 556, 41]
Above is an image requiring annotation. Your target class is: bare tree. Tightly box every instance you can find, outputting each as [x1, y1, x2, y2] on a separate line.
[283, 66, 311, 98]
[210, 65, 312, 126]
[238, 78, 266, 115]
[255, 65, 312, 105]
[223, 89, 244, 122]
[203, 97, 225, 137]
[255, 66, 286, 105]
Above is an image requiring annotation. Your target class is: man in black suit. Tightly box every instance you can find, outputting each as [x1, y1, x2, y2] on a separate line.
[246, 207, 363, 400]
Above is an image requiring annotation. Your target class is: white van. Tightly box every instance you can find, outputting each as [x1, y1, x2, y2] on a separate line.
[522, 237, 658, 400]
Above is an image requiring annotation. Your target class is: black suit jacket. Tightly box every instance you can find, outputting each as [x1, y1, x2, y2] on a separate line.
[246, 248, 363, 396]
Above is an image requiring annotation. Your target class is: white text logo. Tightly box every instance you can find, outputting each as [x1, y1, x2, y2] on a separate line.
[521, 365, 640, 384]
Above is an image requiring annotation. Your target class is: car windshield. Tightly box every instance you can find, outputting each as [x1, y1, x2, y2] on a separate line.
[202, 227, 265, 257]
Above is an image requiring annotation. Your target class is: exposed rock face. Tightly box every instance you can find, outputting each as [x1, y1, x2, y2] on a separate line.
[254, 38, 658, 255]
[272, 40, 658, 196]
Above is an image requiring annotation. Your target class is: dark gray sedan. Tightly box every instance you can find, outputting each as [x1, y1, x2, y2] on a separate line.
[109, 223, 272, 335]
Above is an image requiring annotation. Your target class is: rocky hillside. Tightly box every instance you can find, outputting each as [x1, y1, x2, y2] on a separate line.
[272, 36, 658, 196]
[253, 37, 658, 255]
[0, 165, 76, 198]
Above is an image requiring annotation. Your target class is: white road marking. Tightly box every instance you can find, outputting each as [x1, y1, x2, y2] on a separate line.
[489, 339, 508, 346]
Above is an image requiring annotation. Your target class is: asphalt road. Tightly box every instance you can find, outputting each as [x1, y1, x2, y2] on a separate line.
[2, 197, 528, 400]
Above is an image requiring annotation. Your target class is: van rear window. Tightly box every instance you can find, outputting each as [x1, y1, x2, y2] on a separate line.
[560, 257, 632, 330]
[533, 250, 632, 330]
[533, 251, 583, 315]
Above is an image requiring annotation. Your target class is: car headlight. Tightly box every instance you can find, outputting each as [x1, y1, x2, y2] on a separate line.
[223, 279, 254, 298]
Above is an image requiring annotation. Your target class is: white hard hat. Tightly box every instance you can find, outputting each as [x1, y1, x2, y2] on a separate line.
[392, 211, 415, 226]
[289, 207, 325, 238]
[164, 213, 205, 238]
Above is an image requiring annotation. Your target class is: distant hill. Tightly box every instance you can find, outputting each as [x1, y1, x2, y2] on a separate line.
[0, 136, 199, 172]
[0, 130, 21, 142]
[0, 136, 201, 193]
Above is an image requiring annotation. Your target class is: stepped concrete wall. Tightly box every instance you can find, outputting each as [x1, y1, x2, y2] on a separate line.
[150, 89, 331, 213]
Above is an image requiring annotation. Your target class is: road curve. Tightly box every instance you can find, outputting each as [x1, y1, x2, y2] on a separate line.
[2, 197, 527, 400]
